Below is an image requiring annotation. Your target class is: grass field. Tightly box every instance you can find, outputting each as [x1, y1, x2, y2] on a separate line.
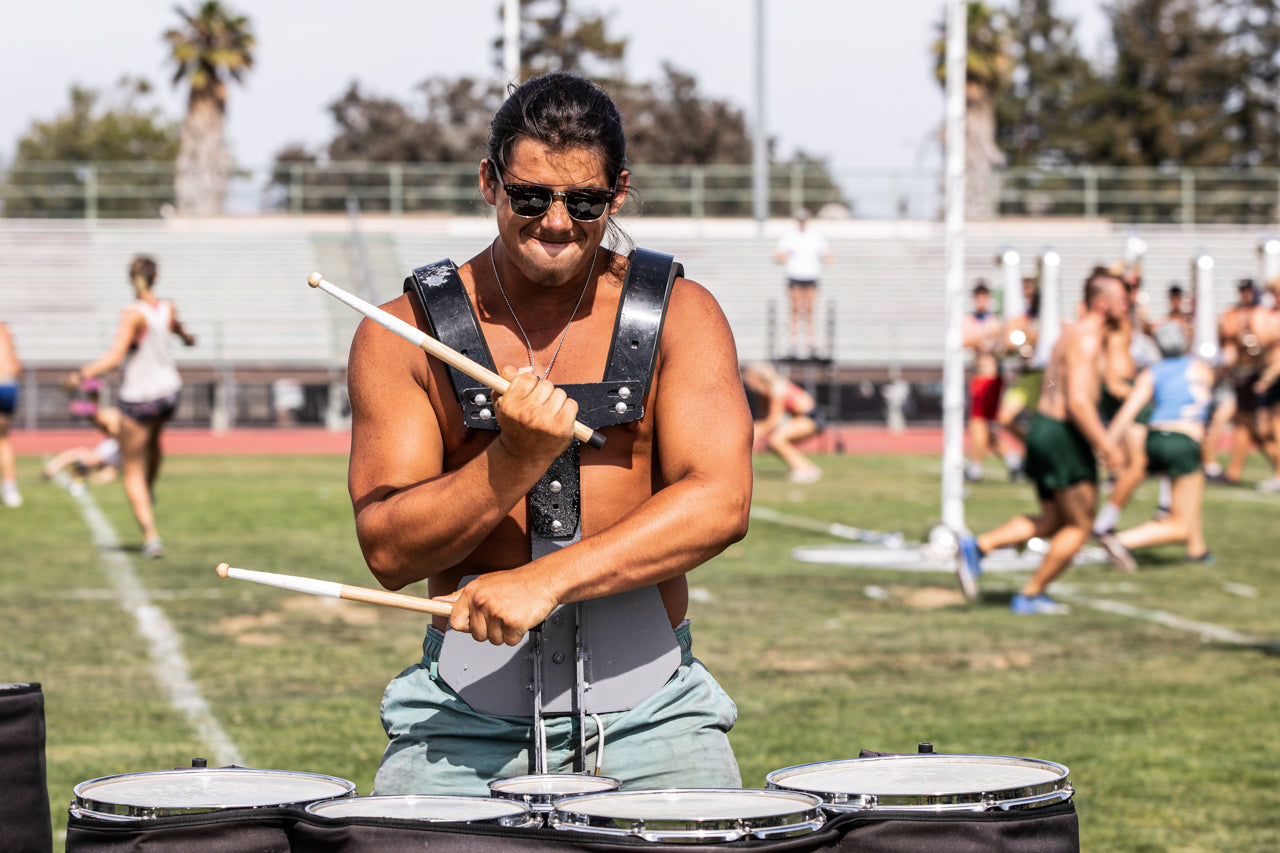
[3, 449, 1278, 850]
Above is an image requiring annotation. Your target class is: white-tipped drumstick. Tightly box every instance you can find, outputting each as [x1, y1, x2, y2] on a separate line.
[215, 563, 452, 617]
[307, 271, 606, 449]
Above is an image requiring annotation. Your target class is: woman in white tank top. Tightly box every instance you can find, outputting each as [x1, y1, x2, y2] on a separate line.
[70, 256, 196, 559]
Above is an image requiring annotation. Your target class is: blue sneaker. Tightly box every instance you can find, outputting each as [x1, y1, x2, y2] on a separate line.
[955, 534, 982, 600]
[1010, 593, 1071, 615]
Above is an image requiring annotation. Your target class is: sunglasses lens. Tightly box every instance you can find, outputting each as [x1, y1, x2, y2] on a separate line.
[565, 194, 610, 221]
[507, 187, 552, 217]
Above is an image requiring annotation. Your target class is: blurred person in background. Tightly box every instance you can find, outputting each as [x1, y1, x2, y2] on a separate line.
[0, 321, 21, 507]
[1103, 322, 1215, 564]
[962, 280, 1005, 482]
[43, 379, 123, 496]
[774, 208, 833, 359]
[69, 256, 196, 558]
[742, 361, 823, 484]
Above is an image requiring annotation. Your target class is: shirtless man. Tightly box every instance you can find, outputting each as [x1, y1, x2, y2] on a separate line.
[346, 73, 753, 795]
[963, 281, 1006, 481]
[957, 268, 1127, 614]
[1217, 279, 1277, 486]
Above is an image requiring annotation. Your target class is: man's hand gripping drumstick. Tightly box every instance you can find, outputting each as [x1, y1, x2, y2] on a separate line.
[215, 562, 453, 616]
[307, 272, 606, 449]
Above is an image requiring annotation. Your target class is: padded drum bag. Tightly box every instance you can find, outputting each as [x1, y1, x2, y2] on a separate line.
[0, 682, 53, 853]
[65, 808, 296, 853]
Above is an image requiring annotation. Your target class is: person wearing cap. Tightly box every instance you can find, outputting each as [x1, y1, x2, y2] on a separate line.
[774, 208, 833, 359]
[1102, 321, 1215, 565]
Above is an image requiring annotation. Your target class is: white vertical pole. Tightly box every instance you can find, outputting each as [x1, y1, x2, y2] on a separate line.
[1259, 237, 1280, 298]
[1033, 249, 1061, 368]
[999, 247, 1024, 321]
[1193, 252, 1218, 362]
[752, 0, 769, 229]
[503, 0, 521, 85]
[940, 0, 968, 532]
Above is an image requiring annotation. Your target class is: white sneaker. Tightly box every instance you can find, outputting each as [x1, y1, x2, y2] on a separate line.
[143, 538, 165, 559]
[789, 467, 822, 484]
[1257, 477, 1280, 494]
[1, 483, 21, 508]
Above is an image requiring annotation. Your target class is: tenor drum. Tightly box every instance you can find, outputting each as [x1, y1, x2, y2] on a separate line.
[488, 773, 620, 814]
[766, 753, 1072, 812]
[71, 766, 357, 819]
[306, 794, 538, 828]
[549, 788, 826, 843]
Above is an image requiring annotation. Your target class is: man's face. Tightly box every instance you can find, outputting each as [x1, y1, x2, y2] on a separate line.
[481, 138, 629, 290]
[974, 290, 991, 313]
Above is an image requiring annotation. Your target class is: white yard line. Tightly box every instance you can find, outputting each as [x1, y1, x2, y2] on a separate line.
[761, 503, 1275, 651]
[1055, 592, 1277, 651]
[71, 487, 244, 766]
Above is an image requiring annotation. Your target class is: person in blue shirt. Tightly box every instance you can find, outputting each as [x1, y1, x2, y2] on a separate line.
[1103, 322, 1215, 564]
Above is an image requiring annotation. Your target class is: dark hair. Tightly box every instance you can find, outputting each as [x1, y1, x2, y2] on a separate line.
[1168, 284, 1183, 297]
[487, 72, 627, 187]
[973, 280, 991, 295]
[129, 255, 157, 290]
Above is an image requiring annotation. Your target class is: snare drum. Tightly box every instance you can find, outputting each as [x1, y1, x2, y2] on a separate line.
[766, 753, 1072, 812]
[549, 788, 826, 843]
[71, 767, 357, 820]
[306, 794, 538, 828]
[489, 773, 621, 813]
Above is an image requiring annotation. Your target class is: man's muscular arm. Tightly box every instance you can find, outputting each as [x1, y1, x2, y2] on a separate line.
[1067, 324, 1124, 471]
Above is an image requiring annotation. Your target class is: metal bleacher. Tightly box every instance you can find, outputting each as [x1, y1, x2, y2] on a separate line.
[3, 214, 1273, 428]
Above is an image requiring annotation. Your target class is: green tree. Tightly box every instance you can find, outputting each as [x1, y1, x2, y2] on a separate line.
[1085, 0, 1239, 167]
[495, 0, 627, 82]
[2, 79, 179, 218]
[165, 0, 255, 216]
[995, 0, 1098, 166]
[1218, 0, 1280, 166]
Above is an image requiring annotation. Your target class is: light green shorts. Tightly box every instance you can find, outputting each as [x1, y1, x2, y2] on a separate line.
[374, 620, 741, 795]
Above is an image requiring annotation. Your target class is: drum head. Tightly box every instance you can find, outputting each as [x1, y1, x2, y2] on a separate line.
[551, 788, 825, 843]
[489, 774, 620, 807]
[766, 754, 1072, 812]
[307, 794, 535, 826]
[72, 768, 356, 819]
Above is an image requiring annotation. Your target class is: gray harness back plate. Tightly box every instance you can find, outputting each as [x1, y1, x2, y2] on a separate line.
[408, 249, 684, 718]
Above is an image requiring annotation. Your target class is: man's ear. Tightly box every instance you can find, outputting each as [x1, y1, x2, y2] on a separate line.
[609, 170, 631, 215]
[480, 159, 498, 206]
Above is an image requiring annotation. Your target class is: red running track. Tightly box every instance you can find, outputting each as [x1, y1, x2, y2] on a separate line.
[12, 424, 946, 457]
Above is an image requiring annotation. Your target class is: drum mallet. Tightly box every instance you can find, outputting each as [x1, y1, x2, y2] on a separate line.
[215, 563, 453, 617]
[307, 272, 606, 450]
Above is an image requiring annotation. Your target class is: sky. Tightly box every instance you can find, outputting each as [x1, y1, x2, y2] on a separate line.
[0, 0, 1109, 173]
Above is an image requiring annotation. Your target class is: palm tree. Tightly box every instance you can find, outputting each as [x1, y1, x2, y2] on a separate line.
[165, 1, 254, 216]
[933, 2, 1014, 219]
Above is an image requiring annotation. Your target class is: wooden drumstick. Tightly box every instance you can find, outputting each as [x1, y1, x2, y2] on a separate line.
[215, 563, 453, 617]
[307, 272, 607, 450]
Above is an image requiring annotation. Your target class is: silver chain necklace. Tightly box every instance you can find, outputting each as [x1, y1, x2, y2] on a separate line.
[489, 241, 597, 380]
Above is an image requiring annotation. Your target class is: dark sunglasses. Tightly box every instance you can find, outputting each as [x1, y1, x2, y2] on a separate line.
[492, 164, 617, 222]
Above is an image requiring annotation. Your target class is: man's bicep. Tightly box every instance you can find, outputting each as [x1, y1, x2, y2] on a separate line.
[654, 283, 754, 484]
[347, 317, 445, 506]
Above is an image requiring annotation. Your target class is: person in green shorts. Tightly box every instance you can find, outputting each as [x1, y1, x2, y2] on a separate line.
[957, 268, 1128, 614]
[1104, 322, 1215, 564]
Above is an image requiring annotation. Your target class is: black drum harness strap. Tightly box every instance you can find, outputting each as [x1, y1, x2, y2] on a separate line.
[404, 249, 682, 774]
